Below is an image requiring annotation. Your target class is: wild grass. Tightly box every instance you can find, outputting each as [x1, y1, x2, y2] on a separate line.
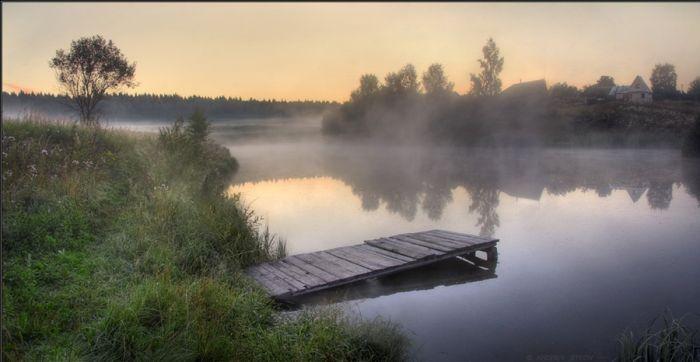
[617, 311, 699, 362]
[1, 114, 408, 361]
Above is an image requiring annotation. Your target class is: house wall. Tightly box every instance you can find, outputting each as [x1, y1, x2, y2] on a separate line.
[627, 92, 652, 104]
[617, 91, 652, 103]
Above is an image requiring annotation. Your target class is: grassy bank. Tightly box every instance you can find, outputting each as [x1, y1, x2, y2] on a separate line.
[1, 115, 407, 361]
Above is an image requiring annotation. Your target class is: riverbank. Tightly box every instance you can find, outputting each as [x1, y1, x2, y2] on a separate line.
[322, 95, 700, 148]
[1, 117, 407, 360]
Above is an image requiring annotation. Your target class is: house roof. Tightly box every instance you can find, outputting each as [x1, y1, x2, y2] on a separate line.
[630, 75, 651, 92]
[501, 79, 547, 98]
[609, 86, 630, 96]
[609, 76, 651, 95]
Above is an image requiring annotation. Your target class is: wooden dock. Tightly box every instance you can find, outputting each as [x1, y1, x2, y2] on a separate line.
[246, 229, 499, 300]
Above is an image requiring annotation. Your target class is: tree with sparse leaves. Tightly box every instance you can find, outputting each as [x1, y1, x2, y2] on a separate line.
[50, 35, 136, 125]
[469, 38, 504, 97]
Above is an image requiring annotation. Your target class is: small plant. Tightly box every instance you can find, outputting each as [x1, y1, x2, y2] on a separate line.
[617, 311, 699, 362]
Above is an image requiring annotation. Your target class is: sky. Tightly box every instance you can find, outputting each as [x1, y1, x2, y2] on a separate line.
[3, 2, 700, 101]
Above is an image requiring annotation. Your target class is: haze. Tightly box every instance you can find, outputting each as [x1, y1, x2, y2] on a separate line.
[3, 2, 700, 101]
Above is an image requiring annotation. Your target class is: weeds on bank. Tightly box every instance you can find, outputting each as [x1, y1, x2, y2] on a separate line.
[617, 311, 699, 362]
[2, 113, 407, 361]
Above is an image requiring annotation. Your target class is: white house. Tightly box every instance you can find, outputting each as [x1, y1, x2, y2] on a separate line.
[608, 76, 652, 103]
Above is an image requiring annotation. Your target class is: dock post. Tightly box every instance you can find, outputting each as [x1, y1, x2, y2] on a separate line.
[485, 246, 498, 262]
[484, 247, 498, 271]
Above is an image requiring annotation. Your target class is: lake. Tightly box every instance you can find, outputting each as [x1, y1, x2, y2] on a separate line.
[114, 117, 700, 361]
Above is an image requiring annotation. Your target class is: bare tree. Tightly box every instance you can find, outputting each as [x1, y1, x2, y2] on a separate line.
[50, 35, 136, 125]
[469, 38, 504, 97]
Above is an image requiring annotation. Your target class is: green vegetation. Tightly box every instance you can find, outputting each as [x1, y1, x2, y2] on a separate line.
[617, 311, 699, 362]
[1, 114, 408, 360]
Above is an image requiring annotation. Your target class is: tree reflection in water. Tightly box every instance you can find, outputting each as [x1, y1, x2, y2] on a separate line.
[325, 148, 698, 236]
[232, 146, 700, 236]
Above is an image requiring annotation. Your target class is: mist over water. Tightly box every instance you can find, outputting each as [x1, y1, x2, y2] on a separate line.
[114, 116, 700, 361]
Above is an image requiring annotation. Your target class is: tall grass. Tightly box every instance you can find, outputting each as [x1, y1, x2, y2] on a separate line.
[617, 311, 699, 362]
[2, 114, 407, 360]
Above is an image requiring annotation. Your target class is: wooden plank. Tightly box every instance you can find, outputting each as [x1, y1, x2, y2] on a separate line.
[427, 230, 490, 246]
[339, 246, 405, 268]
[250, 265, 297, 292]
[381, 237, 444, 256]
[284, 256, 339, 283]
[316, 251, 372, 274]
[383, 237, 450, 256]
[366, 238, 437, 259]
[270, 260, 326, 288]
[295, 253, 358, 279]
[247, 266, 295, 295]
[258, 263, 306, 291]
[424, 230, 478, 245]
[246, 267, 281, 295]
[276, 260, 328, 286]
[389, 234, 457, 252]
[405, 232, 468, 249]
[431, 229, 495, 243]
[356, 244, 415, 262]
[327, 247, 391, 270]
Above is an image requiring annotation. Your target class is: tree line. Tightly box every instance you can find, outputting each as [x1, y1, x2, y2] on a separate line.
[322, 37, 700, 145]
[2, 91, 337, 121]
[4, 35, 336, 124]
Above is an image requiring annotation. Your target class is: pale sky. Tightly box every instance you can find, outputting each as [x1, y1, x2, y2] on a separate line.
[3, 2, 700, 101]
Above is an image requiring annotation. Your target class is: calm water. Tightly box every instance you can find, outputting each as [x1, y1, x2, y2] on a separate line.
[117, 118, 700, 361]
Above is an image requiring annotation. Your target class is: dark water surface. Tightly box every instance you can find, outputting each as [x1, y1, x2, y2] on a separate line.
[116, 118, 700, 361]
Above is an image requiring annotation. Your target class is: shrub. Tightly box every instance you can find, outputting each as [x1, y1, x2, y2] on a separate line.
[682, 115, 700, 158]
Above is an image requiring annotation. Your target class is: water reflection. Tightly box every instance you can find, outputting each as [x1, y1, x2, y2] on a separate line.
[229, 145, 700, 238]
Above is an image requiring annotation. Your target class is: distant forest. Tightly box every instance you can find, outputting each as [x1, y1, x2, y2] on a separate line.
[2, 91, 338, 121]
